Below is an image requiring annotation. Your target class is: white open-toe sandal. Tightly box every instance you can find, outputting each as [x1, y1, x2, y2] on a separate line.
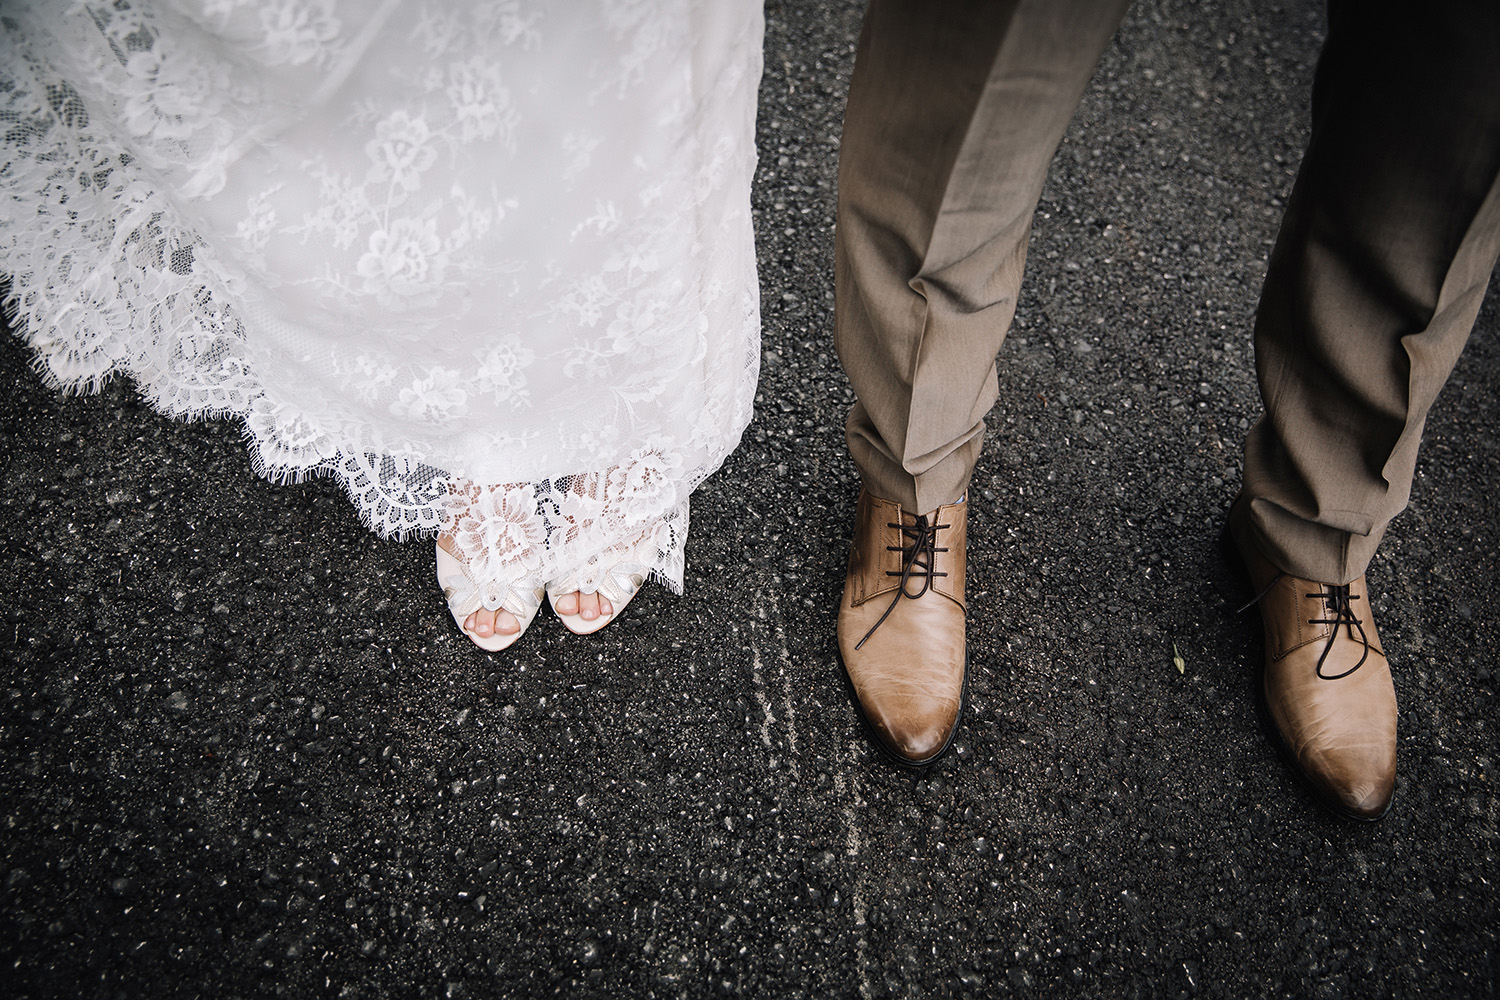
[545, 543, 651, 636]
[435, 542, 544, 651]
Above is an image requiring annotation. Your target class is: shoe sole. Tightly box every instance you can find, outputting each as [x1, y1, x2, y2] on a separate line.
[1220, 521, 1394, 823]
[458, 620, 527, 652]
[553, 609, 618, 635]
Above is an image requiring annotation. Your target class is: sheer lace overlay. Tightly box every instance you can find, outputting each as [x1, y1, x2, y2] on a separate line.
[1, 0, 762, 606]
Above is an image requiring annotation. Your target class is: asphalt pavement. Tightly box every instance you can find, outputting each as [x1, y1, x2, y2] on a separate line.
[2, 1, 1498, 997]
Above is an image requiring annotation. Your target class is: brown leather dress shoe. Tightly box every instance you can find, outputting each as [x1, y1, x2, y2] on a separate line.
[1236, 539, 1397, 820]
[837, 490, 967, 766]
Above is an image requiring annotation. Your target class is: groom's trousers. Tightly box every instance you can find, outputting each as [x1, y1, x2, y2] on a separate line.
[834, 0, 1500, 585]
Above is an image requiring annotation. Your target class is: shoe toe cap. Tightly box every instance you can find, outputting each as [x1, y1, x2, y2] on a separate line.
[1300, 740, 1395, 820]
[1265, 653, 1396, 821]
[858, 684, 962, 765]
[1336, 782, 1395, 821]
[881, 716, 954, 764]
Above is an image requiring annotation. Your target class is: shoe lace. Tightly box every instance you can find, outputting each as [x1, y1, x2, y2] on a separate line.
[1307, 583, 1372, 680]
[1237, 574, 1372, 680]
[855, 513, 949, 650]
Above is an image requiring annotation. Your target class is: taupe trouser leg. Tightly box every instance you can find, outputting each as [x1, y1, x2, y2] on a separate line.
[834, 0, 1131, 514]
[1237, 0, 1500, 584]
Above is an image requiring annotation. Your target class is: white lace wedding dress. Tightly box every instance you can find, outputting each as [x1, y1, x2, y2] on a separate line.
[0, 1, 762, 615]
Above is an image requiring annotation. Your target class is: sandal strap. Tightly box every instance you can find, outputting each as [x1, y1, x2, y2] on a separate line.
[436, 545, 543, 618]
[546, 532, 656, 603]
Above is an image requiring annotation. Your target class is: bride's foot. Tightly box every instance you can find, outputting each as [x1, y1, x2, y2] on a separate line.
[546, 534, 652, 635]
[437, 534, 523, 639]
[435, 530, 540, 650]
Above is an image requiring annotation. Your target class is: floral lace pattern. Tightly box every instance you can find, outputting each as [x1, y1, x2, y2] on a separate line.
[1, 0, 762, 606]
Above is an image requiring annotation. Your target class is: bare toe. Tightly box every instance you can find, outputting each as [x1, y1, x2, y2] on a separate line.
[464, 607, 520, 638]
[553, 591, 580, 615]
[466, 609, 494, 637]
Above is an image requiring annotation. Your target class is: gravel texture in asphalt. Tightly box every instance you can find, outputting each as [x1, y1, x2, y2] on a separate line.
[2, 1, 1497, 998]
